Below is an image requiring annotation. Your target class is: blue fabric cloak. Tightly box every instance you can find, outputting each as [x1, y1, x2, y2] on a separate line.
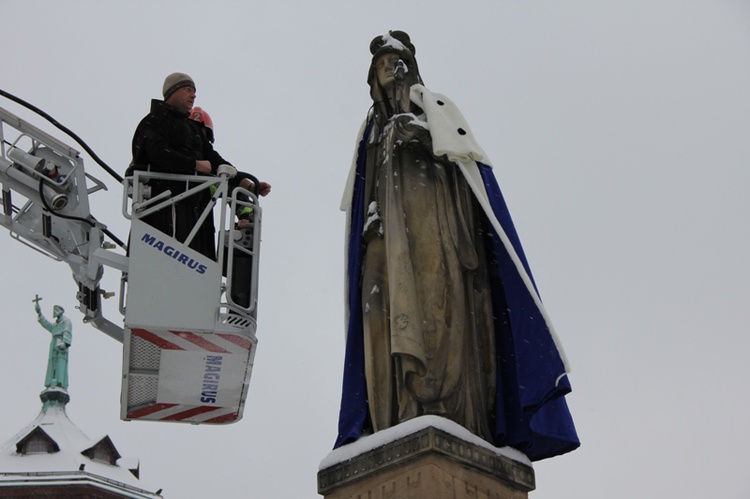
[335, 121, 580, 461]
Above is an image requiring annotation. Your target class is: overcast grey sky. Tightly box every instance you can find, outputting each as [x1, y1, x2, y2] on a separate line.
[2, 1, 750, 497]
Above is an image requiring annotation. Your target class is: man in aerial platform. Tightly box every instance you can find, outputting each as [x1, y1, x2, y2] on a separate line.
[130, 73, 270, 260]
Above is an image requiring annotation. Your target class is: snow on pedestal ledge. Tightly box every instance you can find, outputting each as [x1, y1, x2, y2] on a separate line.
[319, 415, 531, 470]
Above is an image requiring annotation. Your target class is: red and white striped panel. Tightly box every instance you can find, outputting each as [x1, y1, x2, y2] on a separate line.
[127, 402, 241, 424]
[125, 328, 255, 424]
[131, 328, 254, 354]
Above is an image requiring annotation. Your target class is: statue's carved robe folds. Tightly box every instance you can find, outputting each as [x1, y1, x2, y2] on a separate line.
[336, 84, 580, 461]
[360, 111, 496, 440]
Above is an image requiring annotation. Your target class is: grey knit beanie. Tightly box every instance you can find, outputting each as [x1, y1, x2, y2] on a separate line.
[162, 72, 195, 100]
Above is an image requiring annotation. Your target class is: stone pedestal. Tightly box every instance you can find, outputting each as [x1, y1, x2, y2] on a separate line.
[318, 417, 534, 499]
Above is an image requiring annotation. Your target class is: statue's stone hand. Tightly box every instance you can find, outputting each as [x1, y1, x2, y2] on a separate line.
[391, 113, 430, 144]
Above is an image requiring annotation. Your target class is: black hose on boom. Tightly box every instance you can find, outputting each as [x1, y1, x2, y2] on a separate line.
[37, 179, 126, 249]
[1, 88, 127, 249]
[0, 88, 123, 183]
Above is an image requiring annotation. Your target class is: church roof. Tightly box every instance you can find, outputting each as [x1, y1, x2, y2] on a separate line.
[0, 391, 161, 498]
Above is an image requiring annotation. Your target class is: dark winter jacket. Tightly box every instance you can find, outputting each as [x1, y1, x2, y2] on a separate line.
[130, 100, 232, 259]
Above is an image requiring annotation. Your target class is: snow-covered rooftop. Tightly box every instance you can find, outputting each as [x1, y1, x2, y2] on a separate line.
[0, 391, 160, 498]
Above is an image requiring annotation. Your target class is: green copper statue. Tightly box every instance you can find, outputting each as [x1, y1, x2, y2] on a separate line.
[33, 295, 72, 389]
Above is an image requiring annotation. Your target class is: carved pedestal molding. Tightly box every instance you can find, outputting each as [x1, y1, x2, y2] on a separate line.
[318, 418, 535, 498]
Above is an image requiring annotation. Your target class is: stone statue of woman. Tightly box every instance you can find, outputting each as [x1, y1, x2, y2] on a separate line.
[33, 296, 73, 390]
[336, 31, 580, 462]
[356, 31, 496, 440]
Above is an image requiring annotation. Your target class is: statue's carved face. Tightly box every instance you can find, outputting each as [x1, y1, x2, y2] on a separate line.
[53, 306, 63, 318]
[375, 53, 401, 90]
